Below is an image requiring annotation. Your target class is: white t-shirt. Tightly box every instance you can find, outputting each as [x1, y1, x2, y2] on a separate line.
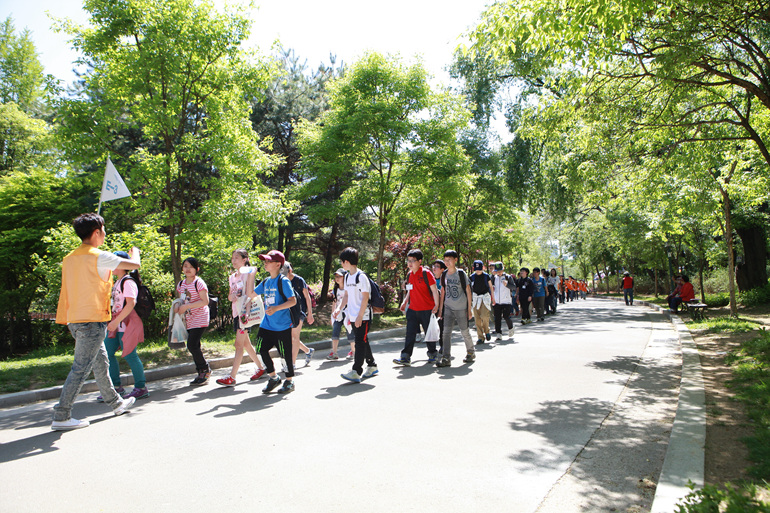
[97, 251, 123, 280]
[344, 271, 371, 321]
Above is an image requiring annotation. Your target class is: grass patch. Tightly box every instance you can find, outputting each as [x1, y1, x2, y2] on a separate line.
[688, 316, 760, 334]
[724, 328, 770, 480]
[0, 313, 406, 394]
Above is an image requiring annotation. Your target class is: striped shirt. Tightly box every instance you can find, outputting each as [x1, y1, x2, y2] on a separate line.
[177, 277, 210, 329]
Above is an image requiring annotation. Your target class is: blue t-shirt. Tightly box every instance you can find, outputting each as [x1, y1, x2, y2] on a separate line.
[255, 275, 295, 331]
[533, 276, 547, 297]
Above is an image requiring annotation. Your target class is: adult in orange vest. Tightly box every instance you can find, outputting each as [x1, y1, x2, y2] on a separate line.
[52, 213, 141, 431]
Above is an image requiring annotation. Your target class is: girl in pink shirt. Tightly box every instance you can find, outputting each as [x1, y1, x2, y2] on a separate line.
[175, 257, 211, 385]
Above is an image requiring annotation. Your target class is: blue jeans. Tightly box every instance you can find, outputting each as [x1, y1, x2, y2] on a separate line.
[624, 288, 634, 305]
[53, 322, 124, 421]
[401, 309, 437, 360]
[105, 332, 147, 389]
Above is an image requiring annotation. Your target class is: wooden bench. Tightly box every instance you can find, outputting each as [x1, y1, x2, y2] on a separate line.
[681, 301, 707, 321]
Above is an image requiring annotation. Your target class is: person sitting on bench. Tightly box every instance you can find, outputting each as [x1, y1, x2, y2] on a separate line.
[668, 275, 695, 312]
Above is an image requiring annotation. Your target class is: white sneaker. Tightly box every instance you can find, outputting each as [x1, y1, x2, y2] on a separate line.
[341, 369, 362, 383]
[51, 418, 90, 431]
[495, 332, 503, 341]
[362, 366, 378, 379]
[113, 396, 136, 416]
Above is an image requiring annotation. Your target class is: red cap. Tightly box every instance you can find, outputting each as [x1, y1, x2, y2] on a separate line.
[258, 250, 285, 266]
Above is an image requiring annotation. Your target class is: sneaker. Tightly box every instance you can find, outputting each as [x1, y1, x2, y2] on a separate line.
[476, 338, 484, 345]
[525, 319, 532, 324]
[341, 369, 362, 383]
[97, 386, 125, 402]
[362, 366, 379, 379]
[427, 352, 438, 363]
[346, 351, 354, 359]
[537, 317, 544, 322]
[520, 320, 526, 325]
[436, 357, 451, 367]
[485, 333, 491, 341]
[216, 376, 236, 387]
[123, 387, 150, 400]
[326, 352, 339, 360]
[262, 375, 282, 394]
[113, 396, 136, 416]
[277, 379, 295, 394]
[463, 351, 476, 363]
[190, 370, 211, 386]
[495, 332, 503, 340]
[392, 357, 411, 367]
[304, 347, 315, 366]
[250, 368, 266, 381]
[51, 418, 90, 431]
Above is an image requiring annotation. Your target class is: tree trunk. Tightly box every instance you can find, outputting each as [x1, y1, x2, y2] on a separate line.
[735, 224, 768, 291]
[170, 229, 181, 284]
[698, 254, 705, 303]
[654, 267, 658, 298]
[377, 217, 387, 283]
[602, 259, 610, 294]
[722, 191, 738, 317]
[319, 222, 339, 305]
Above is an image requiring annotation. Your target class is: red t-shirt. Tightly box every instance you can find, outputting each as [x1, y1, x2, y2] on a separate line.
[407, 268, 436, 311]
[622, 276, 634, 288]
[680, 282, 695, 302]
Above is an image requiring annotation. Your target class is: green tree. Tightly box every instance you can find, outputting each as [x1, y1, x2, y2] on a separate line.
[0, 17, 47, 112]
[297, 52, 473, 281]
[54, 0, 285, 282]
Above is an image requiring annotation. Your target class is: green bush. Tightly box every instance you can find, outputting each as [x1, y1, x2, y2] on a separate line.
[676, 483, 770, 512]
[704, 292, 730, 307]
[740, 282, 770, 308]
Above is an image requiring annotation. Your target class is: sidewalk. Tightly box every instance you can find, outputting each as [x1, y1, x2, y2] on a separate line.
[0, 325, 406, 410]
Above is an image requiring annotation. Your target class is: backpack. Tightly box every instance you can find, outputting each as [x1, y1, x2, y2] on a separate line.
[120, 276, 156, 320]
[307, 285, 318, 309]
[276, 275, 301, 328]
[178, 278, 218, 326]
[353, 271, 386, 314]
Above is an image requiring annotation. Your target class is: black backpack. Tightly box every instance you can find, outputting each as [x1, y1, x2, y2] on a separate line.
[277, 275, 301, 327]
[352, 271, 386, 314]
[120, 276, 156, 320]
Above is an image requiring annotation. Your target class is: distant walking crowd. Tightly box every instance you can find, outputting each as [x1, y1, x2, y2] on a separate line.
[51, 213, 590, 431]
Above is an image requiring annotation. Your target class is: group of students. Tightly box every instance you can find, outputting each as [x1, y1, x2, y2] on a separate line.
[50, 212, 589, 431]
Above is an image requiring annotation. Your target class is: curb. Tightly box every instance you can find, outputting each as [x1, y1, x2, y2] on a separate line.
[0, 325, 407, 410]
[595, 295, 705, 511]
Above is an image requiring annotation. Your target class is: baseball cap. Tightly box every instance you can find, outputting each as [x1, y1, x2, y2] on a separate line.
[258, 250, 285, 266]
[472, 260, 483, 271]
[493, 262, 504, 271]
[334, 268, 346, 276]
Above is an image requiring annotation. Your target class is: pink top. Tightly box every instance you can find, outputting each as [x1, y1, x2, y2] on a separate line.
[110, 276, 144, 355]
[176, 277, 210, 329]
[229, 272, 246, 317]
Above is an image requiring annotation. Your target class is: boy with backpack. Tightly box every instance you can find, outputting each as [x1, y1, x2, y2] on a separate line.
[335, 247, 379, 383]
[491, 261, 516, 341]
[470, 260, 495, 344]
[437, 250, 475, 366]
[281, 262, 315, 367]
[516, 267, 535, 325]
[393, 249, 440, 366]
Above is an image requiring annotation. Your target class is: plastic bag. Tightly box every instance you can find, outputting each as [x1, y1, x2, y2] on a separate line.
[424, 313, 440, 342]
[238, 295, 265, 328]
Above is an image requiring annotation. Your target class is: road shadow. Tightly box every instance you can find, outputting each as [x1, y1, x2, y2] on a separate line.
[196, 393, 284, 418]
[315, 382, 376, 399]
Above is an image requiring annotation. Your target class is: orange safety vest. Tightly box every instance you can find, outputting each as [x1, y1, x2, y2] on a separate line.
[56, 244, 113, 324]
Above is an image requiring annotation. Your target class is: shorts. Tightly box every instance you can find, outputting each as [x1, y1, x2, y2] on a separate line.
[233, 317, 251, 334]
[332, 318, 354, 341]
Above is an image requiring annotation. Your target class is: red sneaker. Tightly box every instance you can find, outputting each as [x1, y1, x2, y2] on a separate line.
[216, 376, 236, 386]
[250, 368, 266, 381]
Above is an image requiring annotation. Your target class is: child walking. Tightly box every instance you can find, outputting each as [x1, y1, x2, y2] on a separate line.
[253, 250, 297, 394]
[175, 257, 211, 385]
[328, 268, 354, 360]
[102, 250, 148, 401]
[437, 250, 475, 366]
[216, 249, 267, 386]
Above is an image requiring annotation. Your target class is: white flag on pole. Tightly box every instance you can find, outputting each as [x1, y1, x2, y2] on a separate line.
[99, 157, 131, 205]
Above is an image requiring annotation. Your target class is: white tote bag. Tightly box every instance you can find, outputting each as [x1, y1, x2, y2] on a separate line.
[238, 295, 265, 328]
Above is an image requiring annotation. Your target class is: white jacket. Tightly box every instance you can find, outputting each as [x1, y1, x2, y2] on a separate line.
[493, 275, 514, 305]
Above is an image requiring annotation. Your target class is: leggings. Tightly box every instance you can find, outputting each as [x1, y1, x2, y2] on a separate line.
[254, 327, 294, 377]
[186, 327, 209, 372]
[105, 332, 146, 388]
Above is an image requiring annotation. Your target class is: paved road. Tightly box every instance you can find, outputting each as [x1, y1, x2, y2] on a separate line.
[0, 299, 681, 513]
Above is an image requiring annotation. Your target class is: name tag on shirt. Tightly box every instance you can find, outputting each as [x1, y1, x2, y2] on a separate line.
[406, 284, 413, 291]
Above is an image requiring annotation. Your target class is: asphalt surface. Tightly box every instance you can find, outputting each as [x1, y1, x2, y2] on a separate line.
[0, 298, 689, 512]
